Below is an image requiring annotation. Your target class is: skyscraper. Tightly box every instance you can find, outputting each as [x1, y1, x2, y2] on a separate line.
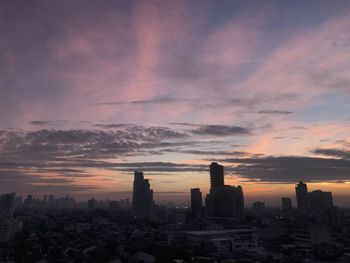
[308, 190, 333, 211]
[0, 193, 16, 217]
[295, 181, 308, 211]
[281, 197, 292, 211]
[210, 162, 224, 190]
[191, 188, 202, 218]
[132, 171, 153, 216]
[206, 163, 244, 218]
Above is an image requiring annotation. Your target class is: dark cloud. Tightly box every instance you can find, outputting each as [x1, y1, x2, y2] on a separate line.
[218, 156, 350, 183]
[309, 68, 350, 92]
[169, 122, 202, 127]
[161, 149, 249, 157]
[29, 120, 69, 126]
[288, 126, 309, 130]
[98, 162, 208, 173]
[0, 127, 189, 161]
[257, 110, 292, 114]
[335, 140, 350, 147]
[98, 97, 194, 106]
[0, 168, 94, 193]
[0, 127, 197, 192]
[98, 94, 299, 113]
[273, 136, 302, 140]
[312, 148, 350, 159]
[190, 125, 252, 136]
[92, 123, 137, 129]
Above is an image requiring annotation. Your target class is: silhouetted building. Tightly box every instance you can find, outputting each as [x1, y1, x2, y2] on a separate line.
[281, 197, 292, 211]
[308, 190, 333, 211]
[14, 196, 23, 208]
[295, 181, 308, 211]
[0, 193, 16, 217]
[206, 163, 244, 218]
[210, 162, 224, 189]
[87, 198, 97, 209]
[49, 195, 55, 207]
[253, 201, 265, 212]
[24, 194, 33, 207]
[191, 188, 202, 218]
[132, 171, 153, 216]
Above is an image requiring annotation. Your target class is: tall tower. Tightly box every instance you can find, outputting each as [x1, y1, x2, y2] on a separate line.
[132, 171, 153, 216]
[191, 188, 202, 218]
[295, 181, 308, 211]
[209, 162, 224, 190]
[206, 163, 244, 218]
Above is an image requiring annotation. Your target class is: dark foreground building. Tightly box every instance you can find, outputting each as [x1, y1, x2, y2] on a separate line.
[191, 188, 202, 218]
[132, 171, 153, 216]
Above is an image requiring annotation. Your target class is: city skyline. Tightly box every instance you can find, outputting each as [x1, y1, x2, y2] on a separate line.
[0, 163, 342, 209]
[1, 0, 350, 206]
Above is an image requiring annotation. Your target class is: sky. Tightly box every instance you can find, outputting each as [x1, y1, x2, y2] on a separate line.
[1, 0, 350, 206]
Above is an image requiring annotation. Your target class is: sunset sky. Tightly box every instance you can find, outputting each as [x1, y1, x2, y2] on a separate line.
[1, 0, 350, 206]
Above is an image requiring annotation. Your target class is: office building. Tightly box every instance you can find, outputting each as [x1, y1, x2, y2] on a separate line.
[191, 188, 202, 218]
[132, 171, 153, 216]
[281, 197, 292, 211]
[206, 163, 244, 218]
[210, 162, 224, 189]
[295, 181, 308, 210]
[0, 193, 16, 217]
[308, 190, 333, 211]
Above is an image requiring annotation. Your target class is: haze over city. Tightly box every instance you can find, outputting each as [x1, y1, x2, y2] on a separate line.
[1, 0, 350, 207]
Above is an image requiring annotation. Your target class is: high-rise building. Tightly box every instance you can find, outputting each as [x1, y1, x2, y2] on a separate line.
[132, 171, 153, 216]
[308, 190, 333, 211]
[0, 193, 16, 217]
[281, 197, 292, 211]
[210, 162, 224, 190]
[206, 163, 244, 218]
[295, 181, 308, 211]
[191, 188, 202, 218]
[253, 201, 265, 212]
